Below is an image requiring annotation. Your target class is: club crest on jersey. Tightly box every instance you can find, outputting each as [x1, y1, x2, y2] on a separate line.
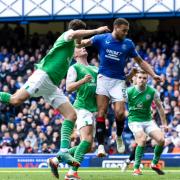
[105, 40, 110, 44]
[146, 94, 151, 100]
[122, 44, 127, 50]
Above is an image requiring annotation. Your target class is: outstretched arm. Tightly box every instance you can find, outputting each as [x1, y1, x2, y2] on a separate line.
[76, 39, 92, 48]
[67, 26, 110, 41]
[133, 56, 162, 82]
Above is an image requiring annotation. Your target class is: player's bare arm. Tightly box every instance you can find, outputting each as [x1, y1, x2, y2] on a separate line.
[66, 74, 92, 93]
[133, 56, 162, 82]
[76, 39, 92, 48]
[67, 26, 110, 41]
[126, 67, 138, 82]
[154, 97, 168, 131]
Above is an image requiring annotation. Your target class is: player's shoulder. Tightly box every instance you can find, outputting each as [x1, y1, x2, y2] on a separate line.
[124, 38, 134, 45]
[89, 65, 98, 71]
[146, 85, 157, 93]
[94, 32, 111, 39]
[127, 86, 135, 93]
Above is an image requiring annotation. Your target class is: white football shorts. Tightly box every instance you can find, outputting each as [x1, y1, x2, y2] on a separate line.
[23, 69, 68, 108]
[128, 120, 160, 136]
[96, 74, 127, 102]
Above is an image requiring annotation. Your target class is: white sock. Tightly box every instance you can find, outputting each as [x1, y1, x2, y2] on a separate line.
[52, 157, 59, 164]
[68, 169, 77, 175]
[60, 148, 68, 153]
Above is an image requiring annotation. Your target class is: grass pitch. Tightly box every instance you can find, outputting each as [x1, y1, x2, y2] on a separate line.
[0, 168, 179, 180]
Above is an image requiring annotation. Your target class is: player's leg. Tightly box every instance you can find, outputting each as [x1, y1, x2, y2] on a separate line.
[133, 131, 146, 175]
[65, 125, 92, 180]
[96, 94, 109, 157]
[0, 69, 50, 106]
[121, 143, 137, 172]
[110, 79, 127, 153]
[148, 123, 165, 175]
[113, 101, 126, 153]
[96, 74, 110, 157]
[0, 88, 30, 106]
[129, 122, 146, 175]
[47, 102, 78, 179]
[44, 86, 77, 178]
[57, 102, 79, 162]
[65, 109, 94, 180]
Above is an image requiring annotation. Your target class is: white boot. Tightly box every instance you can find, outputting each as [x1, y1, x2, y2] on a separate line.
[97, 145, 106, 157]
[116, 136, 125, 153]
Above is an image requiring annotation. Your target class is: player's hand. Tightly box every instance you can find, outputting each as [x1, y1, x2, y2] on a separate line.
[153, 75, 162, 82]
[96, 26, 110, 34]
[82, 74, 92, 83]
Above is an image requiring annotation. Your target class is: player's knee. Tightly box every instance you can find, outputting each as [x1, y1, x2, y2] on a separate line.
[98, 109, 106, 117]
[157, 137, 165, 146]
[115, 111, 125, 120]
[10, 96, 22, 106]
[136, 134, 146, 145]
[82, 135, 93, 144]
[66, 111, 77, 121]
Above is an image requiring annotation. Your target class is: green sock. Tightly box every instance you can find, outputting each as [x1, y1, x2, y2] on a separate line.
[72, 140, 91, 171]
[60, 120, 75, 150]
[134, 146, 144, 169]
[0, 92, 11, 103]
[152, 145, 163, 165]
[68, 146, 78, 156]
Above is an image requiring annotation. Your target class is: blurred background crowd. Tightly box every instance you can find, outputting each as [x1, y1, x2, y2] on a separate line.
[0, 23, 179, 155]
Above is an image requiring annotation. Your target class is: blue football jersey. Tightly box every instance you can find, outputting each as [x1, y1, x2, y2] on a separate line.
[91, 33, 138, 80]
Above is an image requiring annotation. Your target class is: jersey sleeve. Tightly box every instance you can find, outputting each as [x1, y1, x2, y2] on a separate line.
[129, 41, 139, 58]
[63, 29, 74, 42]
[66, 66, 77, 85]
[90, 34, 104, 48]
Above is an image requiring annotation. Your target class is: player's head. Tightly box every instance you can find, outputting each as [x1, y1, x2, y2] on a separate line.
[74, 47, 88, 60]
[113, 18, 129, 40]
[68, 19, 86, 30]
[136, 70, 148, 87]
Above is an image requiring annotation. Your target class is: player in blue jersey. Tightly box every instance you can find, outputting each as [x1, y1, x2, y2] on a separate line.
[77, 18, 161, 156]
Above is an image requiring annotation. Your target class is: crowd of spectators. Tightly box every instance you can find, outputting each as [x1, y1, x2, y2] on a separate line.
[0, 23, 179, 155]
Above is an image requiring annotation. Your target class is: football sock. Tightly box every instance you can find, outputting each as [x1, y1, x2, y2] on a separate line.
[59, 120, 74, 152]
[96, 117, 105, 145]
[68, 146, 78, 156]
[134, 146, 144, 169]
[129, 145, 137, 161]
[72, 140, 91, 171]
[116, 119, 124, 137]
[152, 145, 163, 165]
[0, 92, 11, 103]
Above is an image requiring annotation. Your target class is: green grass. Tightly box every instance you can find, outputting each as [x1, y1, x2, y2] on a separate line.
[0, 168, 179, 180]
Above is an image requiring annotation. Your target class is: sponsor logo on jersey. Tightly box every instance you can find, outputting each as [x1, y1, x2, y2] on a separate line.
[105, 49, 122, 61]
[137, 102, 143, 108]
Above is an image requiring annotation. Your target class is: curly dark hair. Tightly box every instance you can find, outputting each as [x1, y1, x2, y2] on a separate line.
[68, 19, 86, 30]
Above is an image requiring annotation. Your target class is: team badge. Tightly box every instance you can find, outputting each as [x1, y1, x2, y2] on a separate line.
[146, 94, 151, 100]
[122, 44, 127, 50]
